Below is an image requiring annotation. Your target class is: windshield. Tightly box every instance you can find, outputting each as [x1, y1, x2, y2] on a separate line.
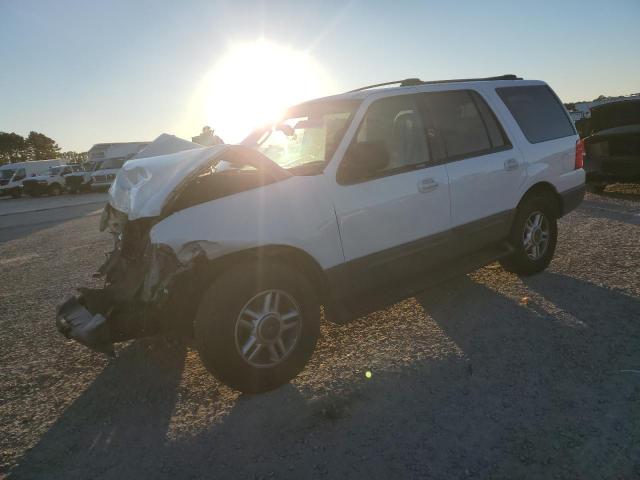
[101, 158, 126, 169]
[1, 169, 16, 180]
[50, 166, 64, 176]
[244, 99, 360, 173]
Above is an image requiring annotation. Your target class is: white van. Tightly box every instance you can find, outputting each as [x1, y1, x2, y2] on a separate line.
[0, 159, 62, 198]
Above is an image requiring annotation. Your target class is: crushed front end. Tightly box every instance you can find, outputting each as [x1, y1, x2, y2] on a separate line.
[56, 204, 200, 355]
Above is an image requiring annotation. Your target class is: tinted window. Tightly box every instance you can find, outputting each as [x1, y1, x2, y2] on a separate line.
[421, 90, 492, 160]
[496, 85, 575, 143]
[343, 94, 429, 181]
[471, 91, 510, 149]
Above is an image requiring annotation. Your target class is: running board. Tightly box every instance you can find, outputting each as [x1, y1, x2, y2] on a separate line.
[333, 242, 514, 323]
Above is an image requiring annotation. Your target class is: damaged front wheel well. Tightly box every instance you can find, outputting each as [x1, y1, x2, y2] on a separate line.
[190, 245, 330, 306]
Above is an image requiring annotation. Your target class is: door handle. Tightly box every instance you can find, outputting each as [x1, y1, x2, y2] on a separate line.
[418, 177, 438, 193]
[504, 158, 519, 171]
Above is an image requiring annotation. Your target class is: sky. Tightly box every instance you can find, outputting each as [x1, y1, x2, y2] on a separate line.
[1, 0, 639, 152]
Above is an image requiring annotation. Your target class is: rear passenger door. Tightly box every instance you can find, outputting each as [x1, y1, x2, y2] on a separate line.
[419, 89, 525, 249]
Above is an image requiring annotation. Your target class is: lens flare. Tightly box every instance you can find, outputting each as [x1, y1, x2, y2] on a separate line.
[188, 40, 333, 143]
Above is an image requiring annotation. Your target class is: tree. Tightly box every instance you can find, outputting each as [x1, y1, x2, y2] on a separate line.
[26, 131, 60, 160]
[60, 151, 88, 164]
[0, 132, 26, 164]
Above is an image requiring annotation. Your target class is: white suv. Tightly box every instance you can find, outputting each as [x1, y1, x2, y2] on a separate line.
[57, 75, 585, 393]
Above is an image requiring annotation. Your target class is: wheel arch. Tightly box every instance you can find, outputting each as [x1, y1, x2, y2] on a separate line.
[195, 244, 330, 304]
[517, 182, 562, 217]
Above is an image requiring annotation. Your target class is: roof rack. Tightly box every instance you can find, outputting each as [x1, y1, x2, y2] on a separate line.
[348, 74, 522, 93]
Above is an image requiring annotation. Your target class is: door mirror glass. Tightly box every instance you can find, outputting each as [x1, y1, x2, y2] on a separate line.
[338, 140, 390, 183]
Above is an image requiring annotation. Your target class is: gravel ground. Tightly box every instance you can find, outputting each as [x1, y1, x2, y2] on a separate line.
[1, 186, 639, 479]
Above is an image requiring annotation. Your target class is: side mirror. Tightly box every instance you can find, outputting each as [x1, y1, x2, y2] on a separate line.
[338, 141, 390, 184]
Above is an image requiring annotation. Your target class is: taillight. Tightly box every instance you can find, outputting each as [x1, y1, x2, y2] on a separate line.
[575, 138, 585, 169]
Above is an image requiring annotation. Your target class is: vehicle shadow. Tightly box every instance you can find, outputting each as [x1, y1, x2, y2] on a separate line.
[9, 339, 187, 480]
[9, 273, 640, 479]
[578, 197, 640, 226]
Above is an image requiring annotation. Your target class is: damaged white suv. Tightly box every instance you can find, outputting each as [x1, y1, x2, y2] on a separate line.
[57, 75, 585, 393]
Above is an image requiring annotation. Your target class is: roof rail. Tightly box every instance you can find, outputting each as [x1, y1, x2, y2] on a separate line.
[348, 74, 522, 93]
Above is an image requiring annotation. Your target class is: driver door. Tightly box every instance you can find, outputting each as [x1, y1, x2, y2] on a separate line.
[329, 94, 452, 294]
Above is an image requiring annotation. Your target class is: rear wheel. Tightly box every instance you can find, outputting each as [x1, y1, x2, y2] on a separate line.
[500, 195, 558, 275]
[195, 261, 320, 393]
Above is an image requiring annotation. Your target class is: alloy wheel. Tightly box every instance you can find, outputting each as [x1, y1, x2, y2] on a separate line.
[234, 289, 302, 368]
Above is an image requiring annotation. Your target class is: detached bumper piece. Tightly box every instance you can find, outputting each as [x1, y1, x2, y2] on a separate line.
[56, 296, 114, 356]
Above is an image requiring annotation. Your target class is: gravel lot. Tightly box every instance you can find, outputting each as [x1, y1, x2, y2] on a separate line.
[1, 187, 639, 479]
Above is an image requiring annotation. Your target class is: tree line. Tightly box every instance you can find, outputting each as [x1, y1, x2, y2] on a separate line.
[0, 131, 86, 165]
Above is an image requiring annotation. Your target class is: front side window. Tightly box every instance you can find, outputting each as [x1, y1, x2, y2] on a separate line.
[496, 85, 575, 143]
[1, 169, 16, 180]
[247, 100, 360, 174]
[337, 94, 430, 184]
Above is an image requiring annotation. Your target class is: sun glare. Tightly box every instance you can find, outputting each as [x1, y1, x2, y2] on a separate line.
[192, 40, 332, 143]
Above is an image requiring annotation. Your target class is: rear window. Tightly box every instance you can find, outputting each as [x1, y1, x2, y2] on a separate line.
[496, 85, 575, 143]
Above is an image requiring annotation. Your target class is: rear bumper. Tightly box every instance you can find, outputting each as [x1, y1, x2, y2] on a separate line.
[560, 184, 586, 216]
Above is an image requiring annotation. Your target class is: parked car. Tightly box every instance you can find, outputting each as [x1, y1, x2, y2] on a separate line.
[22, 164, 82, 196]
[0, 159, 62, 198]
[89, 157, 127, 191]
[64, 160, 103, 193]
[583, 98, 640, 190]
[57, 75, 585, 393]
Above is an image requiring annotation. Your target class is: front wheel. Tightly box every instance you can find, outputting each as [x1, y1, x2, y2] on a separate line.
[48, 183, 62, 196]
[194, 261, 320, 393]
[500, 196, 558, 276]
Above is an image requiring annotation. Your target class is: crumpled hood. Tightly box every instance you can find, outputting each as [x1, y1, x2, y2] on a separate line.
[108, 145, 224, 220]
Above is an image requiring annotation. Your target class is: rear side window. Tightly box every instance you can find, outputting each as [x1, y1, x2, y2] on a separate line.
[496, 85, 575, 143]
[420, 90, 511, 162]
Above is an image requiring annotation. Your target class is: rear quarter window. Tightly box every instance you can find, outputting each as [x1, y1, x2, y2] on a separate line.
[496, 85, 575, 143]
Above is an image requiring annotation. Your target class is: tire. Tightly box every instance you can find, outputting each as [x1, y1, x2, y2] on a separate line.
[10, 188, 21, 199]
[500, 195, 558, 276]
[48, 183, 62, 196]
[194, 261, 320, 393]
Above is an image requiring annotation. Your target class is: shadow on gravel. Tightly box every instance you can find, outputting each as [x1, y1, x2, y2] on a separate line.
[523, 272, 640, 329]
[579, 198, 640, 226]
[414, 274, 640, 479]
[8, 274, 640, 479]
[9, 339, 187, 480]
